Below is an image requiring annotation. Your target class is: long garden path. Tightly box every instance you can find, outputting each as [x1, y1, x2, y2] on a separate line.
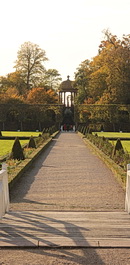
[0, 132, 130, 257]
[10, 132, 125, 212]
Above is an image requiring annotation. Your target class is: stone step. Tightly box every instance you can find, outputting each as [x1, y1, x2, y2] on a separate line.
[0, 211, 130, 247]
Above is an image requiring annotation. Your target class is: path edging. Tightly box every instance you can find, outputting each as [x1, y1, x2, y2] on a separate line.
[78, 132, 126, 190]
[9, 131, 60, 189]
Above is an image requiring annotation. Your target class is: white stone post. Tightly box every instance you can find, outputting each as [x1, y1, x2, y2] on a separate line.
[125, 164, 130, 214]
[0, 163, 9, 219]
[0, 181, 3, 218]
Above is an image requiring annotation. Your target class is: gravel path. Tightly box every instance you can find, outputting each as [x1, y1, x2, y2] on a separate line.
[0, 248, 130, 265]
[10, 132, 125, 211]
[1, 132, 128, 265]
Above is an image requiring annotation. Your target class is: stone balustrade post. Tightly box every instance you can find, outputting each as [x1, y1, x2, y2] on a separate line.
[125, 164, 130, 214]
[0, 163, 9, 219]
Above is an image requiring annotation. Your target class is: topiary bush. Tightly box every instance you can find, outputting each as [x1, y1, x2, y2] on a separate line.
[113, 138, 124, 156]
[42, 128, 46, 134]
[85, 134, 130, 171]
[86, 133, 113, 157]
[88, 127, 93, 134]
[9, 137, 25, 160]
[28, 136, 36, 149]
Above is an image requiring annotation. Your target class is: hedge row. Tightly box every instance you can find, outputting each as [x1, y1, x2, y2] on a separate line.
[86, 133, 130, 171]
[78, 125, 130, 171]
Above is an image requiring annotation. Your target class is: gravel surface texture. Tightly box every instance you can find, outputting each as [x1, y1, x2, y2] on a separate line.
[1, 132, 129, 265]
[0, 248, 130, 265]
[10, 132, 125, 212]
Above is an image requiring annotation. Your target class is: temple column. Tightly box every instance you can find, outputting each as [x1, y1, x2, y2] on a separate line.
[59, 92, 61, 103]
[59, 92, 62, 103]
[64, 92, 66, 105]
[71, 92, 72, 106]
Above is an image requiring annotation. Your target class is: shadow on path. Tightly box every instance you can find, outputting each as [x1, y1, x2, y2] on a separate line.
[10, 137, 58, 205]
[0, 211, 105, 265]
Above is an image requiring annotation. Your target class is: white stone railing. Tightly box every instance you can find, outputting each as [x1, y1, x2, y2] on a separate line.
[125, 164, 130, 214]
[0, 163, 9, 219]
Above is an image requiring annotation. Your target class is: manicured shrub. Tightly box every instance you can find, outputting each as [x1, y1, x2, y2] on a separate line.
[48, 127, 52, 135]
[82, 126, 87, 135]
[45, 128, 49, 133]
[42, 128, 46, 134]
[10, 137, 25, 160]
[113, 138, 124, 156]
[86, 134, 130, 170]
[88, 127, 93, 134]
[100, 125, 104, 131]
[28, 136, 36, 149]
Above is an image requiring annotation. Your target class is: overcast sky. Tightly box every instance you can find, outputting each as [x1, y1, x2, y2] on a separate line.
[0, 0, 130, 81]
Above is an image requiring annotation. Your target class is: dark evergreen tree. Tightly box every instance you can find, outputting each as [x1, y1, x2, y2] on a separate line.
[113, 138, 124, 156]
[10, 137, 25, 160]
[28, 136, 36, 148]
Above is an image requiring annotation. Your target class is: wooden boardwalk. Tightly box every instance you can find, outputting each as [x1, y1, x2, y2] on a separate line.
[0, 133, 130, 248]
[0, 211, 130, 247]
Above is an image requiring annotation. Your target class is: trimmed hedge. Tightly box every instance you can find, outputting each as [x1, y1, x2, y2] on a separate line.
[85, 133, 130, 171]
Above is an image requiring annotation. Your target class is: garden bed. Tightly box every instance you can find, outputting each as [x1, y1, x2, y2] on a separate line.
[8, 137, 52, 189]
[78, 132, 127, 190]
[0, 131, 59, 189]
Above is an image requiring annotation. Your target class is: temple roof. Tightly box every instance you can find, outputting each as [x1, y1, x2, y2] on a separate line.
[59, 75, 76, 92]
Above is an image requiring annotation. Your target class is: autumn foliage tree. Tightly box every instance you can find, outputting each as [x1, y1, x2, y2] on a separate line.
[26, 87, 58, 104]
[74, 30, 130, 104]
[0, 71, 26, 95]
[0, 42, 61, 105]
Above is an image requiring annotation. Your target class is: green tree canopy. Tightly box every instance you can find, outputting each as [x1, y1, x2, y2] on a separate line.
[42, 69, 62, 90]
[14, 42, 48, 90]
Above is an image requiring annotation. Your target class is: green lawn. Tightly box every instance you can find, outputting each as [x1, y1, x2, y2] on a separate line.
[94, 132, 130, 138]
[94, 132, 130, 153]
[1, 131, 40, 137]
[0, 131, 41, 157]
[109, 140, 130, 153]
[0, 140, 28, 157]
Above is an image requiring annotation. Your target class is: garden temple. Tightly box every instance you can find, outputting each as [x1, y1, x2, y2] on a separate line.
[58, 76, 78, 129]
[59, 75, 78, 107]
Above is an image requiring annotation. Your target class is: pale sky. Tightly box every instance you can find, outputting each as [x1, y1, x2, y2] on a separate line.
[0, 0, 130, 81]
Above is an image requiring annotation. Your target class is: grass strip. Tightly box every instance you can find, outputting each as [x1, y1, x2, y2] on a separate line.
[1, 131, 41, 137]
[94, 132, 130, 138]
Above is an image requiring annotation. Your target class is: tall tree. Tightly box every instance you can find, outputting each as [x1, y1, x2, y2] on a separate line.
[75, 31, 130, 104]
[43, 69, 62, 90]
[0, 71, 26, 95]
[74, 60, 91, 103]
[98, 32, 130, 104]
[14, 42, 48, 90]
